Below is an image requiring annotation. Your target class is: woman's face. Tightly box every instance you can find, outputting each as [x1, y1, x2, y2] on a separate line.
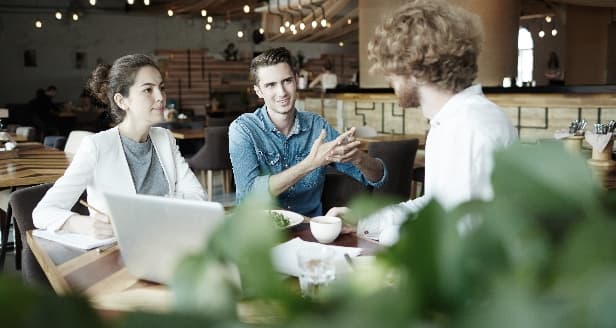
[118, 65, 166, 126]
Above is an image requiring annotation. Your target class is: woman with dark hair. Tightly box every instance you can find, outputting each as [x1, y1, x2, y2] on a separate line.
[33, 54, 205, 238]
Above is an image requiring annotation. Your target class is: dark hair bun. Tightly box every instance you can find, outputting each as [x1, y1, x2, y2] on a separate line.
[87, 63, 112, 105]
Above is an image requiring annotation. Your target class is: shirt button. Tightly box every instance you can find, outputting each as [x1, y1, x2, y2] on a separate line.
[364, 230, 369, 235]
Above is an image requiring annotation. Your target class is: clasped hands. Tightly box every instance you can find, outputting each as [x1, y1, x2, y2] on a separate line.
[307, 127, 363, 168]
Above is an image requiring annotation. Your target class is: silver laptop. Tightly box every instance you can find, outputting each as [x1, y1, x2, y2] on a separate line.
[102, 192, 225, 284]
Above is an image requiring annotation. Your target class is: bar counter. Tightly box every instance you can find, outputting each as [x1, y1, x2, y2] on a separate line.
[296, 85, 616, 143]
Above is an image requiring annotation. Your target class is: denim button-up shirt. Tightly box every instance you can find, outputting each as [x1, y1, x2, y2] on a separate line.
[229, 106, 387, 217]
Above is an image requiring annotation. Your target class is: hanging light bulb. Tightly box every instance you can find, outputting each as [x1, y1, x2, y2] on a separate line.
[201, 9, 207, 17]
[167, 9, 174, 17]
[207, 16, 213, 23]
[339, 41, 344, 47]
[72, 13, 79, 21]
[127, 0, 134, 5]
[237, 30, 244, 38]
[299, 22, 306, 30]
[284, 20, 290, 27]
[144, 0, 150, 6]
[290, 24, 296, 32]
[259, 27, 264, 34]
[35, 19, 42, 29]
[311, 20, 317, 28]
[347, 18, 352, 25]
[538, 30, 545, 38]
[205, 23, 212, 30]
[279, 25, 285, 33]
[55, 11, 62, 20]
[89, 0, 96, 5]
[320, 18, 327, 28]
[545, 16, 552, 23]
[243, 5, 250, 14]
[292, 29, 297, 35]
[551, 28, 558, 36]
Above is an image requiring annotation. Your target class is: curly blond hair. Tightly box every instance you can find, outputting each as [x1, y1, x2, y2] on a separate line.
[368, 0, 483, 93]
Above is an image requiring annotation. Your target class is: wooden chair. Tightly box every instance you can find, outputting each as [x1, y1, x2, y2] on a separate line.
[368, 139, 419, 200]
[186, 126, 233, 201]
[43, 135, 67, 150]
[321, 168, 370, 215]
[16, 126, 37, 141]
[9, 184, 88, 286]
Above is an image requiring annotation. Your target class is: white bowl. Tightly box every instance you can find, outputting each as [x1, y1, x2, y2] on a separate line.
[310, 216, 342, 244]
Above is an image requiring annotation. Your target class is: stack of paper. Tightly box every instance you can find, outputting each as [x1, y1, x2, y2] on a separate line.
[270, 237, 361, 277]
[33, 229, 116, 250]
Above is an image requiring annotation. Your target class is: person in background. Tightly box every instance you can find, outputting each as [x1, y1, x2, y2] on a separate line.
[309, 61, 338, 90]
[545, 51, 564, 85]
[28, 85, 59, 140]
[327, 0, 516, 244]
[229, 47, 387, 217]
[33, 54, 205, 239]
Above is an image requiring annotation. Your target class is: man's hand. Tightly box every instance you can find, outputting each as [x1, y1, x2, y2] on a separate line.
[326, 127, 364, 164]
[325, 206, 356, 234]
[304, 128, 358, 170]
[62, 213, 114, 239]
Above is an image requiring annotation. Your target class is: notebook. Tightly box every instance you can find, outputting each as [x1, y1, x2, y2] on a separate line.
[32, 229, 116, 250]
[102, 192, 225, 284]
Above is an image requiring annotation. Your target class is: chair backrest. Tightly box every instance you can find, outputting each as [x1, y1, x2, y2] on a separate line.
[187, 126, 232, 170]
[368, 139, 419, 200]
[16, 126, 37, 141]
[43, 135, 67, 150]
[354, 126, 378, 138]
[10, 184, 88, 287]
[10, 184, 53, 287]
[207, 116, 235, 127]
[321, 169, 370, 214]
[64, 130, 94, 155]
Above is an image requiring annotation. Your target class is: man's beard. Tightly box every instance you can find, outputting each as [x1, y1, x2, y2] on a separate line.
[397, 84, 420, 108]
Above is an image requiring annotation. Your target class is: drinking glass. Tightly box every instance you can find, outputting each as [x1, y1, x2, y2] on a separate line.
[296, 246, 336, 297]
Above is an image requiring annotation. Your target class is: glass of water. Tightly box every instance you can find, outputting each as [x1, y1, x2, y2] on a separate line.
[296, 246, 336, 298]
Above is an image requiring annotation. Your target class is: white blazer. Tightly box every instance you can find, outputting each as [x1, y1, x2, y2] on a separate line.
[33, 126, 205, 231]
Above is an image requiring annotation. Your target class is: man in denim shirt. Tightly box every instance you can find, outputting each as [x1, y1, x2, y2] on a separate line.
[229, 47, 387, 217]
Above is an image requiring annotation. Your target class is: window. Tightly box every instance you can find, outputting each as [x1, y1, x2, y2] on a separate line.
[517, 27, 534, 86]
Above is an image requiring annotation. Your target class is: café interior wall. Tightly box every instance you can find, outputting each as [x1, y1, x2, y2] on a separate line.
[564, 5, 610, 85]
[0, 13, 354, 104]
[521, 19, 566, 86]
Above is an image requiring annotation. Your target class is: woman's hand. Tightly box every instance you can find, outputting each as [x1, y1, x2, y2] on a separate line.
[62, 213, 114, 239]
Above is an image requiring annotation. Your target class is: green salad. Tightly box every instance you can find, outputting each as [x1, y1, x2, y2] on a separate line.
[270, 211, 290, 228]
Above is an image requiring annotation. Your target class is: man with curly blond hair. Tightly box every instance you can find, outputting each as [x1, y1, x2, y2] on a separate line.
[327, 0, 516, 244]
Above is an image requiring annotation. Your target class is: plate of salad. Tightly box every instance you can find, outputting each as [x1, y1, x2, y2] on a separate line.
[269, 210, 304, 229]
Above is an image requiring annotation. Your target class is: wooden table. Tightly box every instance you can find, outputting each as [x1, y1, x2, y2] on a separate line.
[0, 142, 70, 269]
[0, 142, 70, 188]
[171, 128, 205, 140]
[27, 222, 380, 314]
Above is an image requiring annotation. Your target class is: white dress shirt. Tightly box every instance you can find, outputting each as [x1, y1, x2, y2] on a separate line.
[358, 84, 517, 240]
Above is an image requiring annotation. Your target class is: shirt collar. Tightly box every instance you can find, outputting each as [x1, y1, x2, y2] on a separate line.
[256, 105, 309, 136]
[430, 84, 483, 128]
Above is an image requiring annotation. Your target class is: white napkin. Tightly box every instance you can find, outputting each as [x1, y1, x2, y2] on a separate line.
[554, 129, 574, 140]
[585, 132, 613, 152]
[271, 237, 361, 277]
